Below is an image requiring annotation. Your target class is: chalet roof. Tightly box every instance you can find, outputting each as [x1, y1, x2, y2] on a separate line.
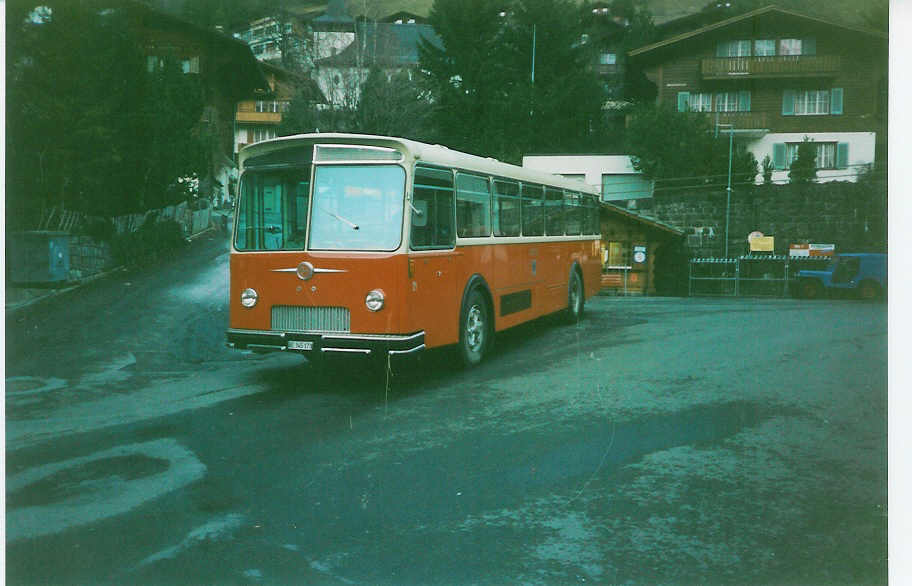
[258, 62, 326, 103]
[601, 203, 684, 236]
[105, 0, 271, 98]
[380, 11, 428, 24]
[314, 21, 442, 68]
[311, 0, 355, 29]
[629, 4, 887, 58]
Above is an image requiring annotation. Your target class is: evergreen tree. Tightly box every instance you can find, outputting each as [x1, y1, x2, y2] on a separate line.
[355, 68, 434, 141]
[625, 103, 758, 189]
[420, 0, 605, 163]
[788, 138, 818, 184]
[7, 1, 208, 227]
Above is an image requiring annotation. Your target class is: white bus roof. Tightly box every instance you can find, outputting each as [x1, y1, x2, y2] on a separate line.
[240, 133, 600, 197]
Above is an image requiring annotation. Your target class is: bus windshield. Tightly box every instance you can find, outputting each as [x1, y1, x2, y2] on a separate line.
[235, 168, 311, 251]
[309, 164, 405, 251]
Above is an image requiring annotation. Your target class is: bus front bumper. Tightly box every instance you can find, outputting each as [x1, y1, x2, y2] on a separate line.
[226, 328, 426, 357]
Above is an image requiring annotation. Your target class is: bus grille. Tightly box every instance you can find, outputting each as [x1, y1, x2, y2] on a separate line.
[271, 306, 351, 333]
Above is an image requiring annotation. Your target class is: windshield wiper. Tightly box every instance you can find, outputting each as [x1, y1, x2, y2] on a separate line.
[319, 206, 359, 230]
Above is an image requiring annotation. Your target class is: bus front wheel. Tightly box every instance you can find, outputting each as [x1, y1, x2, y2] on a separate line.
[459, 289, 490, 367]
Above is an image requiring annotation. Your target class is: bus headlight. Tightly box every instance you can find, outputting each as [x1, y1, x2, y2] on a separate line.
[365, 289, 385, 312]
[241, 288, 259, 308]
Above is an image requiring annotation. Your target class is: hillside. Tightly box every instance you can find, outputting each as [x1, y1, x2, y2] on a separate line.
[147, 0, 885, 30]
[285, 0, 883, 28]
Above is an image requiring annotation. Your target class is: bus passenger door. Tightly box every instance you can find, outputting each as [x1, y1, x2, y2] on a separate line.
[405, 165, 461, 348]
[408, 252, 460, 347]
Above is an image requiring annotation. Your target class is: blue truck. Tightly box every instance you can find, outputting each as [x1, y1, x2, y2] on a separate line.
[796, 253, 887, 300]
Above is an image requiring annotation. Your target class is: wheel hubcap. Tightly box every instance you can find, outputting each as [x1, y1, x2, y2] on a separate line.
[466, 305, 484, 351]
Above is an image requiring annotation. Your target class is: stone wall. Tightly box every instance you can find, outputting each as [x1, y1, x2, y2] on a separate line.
[68, 235, 114, 281]
[652, 179, 887, 257]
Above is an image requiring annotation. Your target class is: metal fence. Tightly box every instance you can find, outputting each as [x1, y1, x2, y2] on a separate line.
[689, 255, 831, 297]
[37, 202, 213, 238]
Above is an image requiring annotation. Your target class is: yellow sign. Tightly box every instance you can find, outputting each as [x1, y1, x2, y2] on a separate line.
[749, 236, 774, 252]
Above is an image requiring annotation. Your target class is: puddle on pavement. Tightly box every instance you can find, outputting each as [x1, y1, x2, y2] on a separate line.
[7, 454, 170, 508]
[300, 400, 805, 532]
[500, 400, 803, 491]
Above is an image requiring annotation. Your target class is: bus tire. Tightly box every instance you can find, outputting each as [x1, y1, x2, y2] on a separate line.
[459, 288, 490, 367]
[564, 268, 585, 324]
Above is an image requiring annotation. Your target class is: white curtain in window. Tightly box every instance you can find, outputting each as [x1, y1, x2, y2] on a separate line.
[779, 39, 802, 56]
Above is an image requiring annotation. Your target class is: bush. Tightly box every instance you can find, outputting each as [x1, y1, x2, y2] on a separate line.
[111, 219, 186, 266]
[82, 217, 116, 243]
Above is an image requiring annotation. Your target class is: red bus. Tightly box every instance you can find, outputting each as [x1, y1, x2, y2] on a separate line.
[227, 134, 601, 366]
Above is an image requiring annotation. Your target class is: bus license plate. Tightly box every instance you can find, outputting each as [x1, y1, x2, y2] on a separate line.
[288, 341, 313, 351]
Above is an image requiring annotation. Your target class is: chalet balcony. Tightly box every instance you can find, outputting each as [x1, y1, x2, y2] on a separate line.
[710, 111, 769, 131]
[235, 111, 281, 123]
[701, 55, 841, 79]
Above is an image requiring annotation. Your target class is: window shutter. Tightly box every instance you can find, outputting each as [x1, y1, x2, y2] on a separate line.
[802, 38, 816, 55]
[738, 90, 751, 112]
[830, 87, 844, 115]
[782, 89, 795, 116]
[772, 143, 787, 170]
[677, 92, 690, 112]
[836, 143, 849, 169]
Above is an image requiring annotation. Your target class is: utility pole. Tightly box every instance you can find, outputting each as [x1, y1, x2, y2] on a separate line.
[531, 24, 536, 85]
[716, 122, 734, 258]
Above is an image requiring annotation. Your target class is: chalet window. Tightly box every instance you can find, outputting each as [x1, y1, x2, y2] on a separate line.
[256, 101, 281, 113]
[782, 88, 843, 116]
[773, 142, 849, 170]
[795, 90, 828, 115]
[716, 40, 751, 57]
[181, 56, 199, 74]
[754, 40, 775, 56]
[716, 91, 750, 112]
[677, 92, 712, 112]
[599, 52, 617, 65]
[252, 128, 276, 143]
[779, 38, 815, 56]
[606, 241, 629, 267]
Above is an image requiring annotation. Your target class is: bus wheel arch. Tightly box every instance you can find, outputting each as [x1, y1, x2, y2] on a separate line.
[458, 275, 494, 367]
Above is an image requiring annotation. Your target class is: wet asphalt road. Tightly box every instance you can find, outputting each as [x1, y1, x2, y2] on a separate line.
[5, 231, 888, 585]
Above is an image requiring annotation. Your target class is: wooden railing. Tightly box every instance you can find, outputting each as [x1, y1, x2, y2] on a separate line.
[710, 111, 769, 130]
[701, 55, 841, 79]
[236, 111, 281, 123]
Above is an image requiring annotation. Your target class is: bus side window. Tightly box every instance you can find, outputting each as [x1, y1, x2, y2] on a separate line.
[545, 187, 563, 235]
[493, 179, 520, 237]
[411, 166, 455, 250]
[564, 191, 582, 236]
[456, 173, 491, 237]
[584, 195, 599, 235]
[521, 183, 544, 236]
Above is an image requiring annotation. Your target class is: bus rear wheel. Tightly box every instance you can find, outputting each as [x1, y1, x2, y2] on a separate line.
[564, 269, 584, 324]
[459, 289, 490, 367]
